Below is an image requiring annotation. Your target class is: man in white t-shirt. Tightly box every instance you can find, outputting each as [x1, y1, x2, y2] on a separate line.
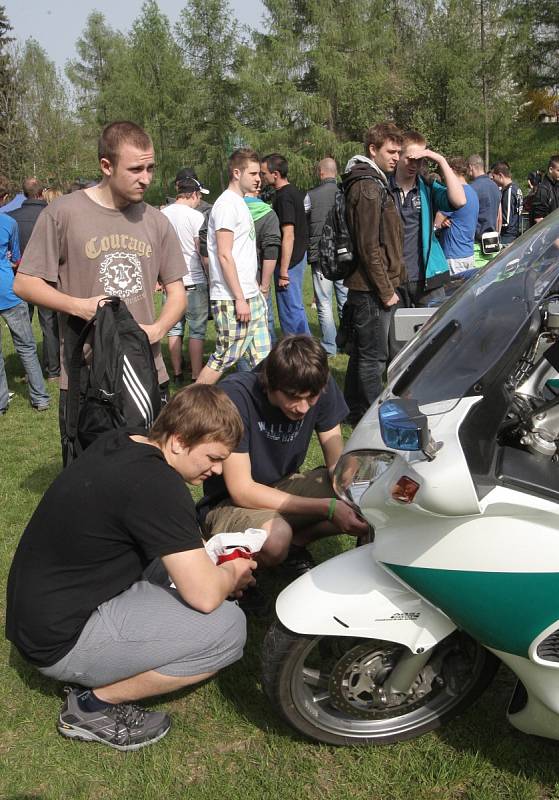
[197, 148, 271, 384]
[162, 178, 208, 382]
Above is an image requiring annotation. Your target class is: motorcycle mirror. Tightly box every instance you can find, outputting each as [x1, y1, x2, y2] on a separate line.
[379, 399, 430, 452]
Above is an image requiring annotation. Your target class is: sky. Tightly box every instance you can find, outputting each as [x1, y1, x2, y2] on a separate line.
[4, 0, 266, 71]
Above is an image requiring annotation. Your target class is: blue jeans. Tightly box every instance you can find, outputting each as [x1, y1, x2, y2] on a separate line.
[311, 262, 348, 355]
[343, 290, 397, 425]
[0, 301, 50, 410]
[274, 255, 311, 335]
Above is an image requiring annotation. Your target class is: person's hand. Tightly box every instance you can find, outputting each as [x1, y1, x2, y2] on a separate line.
[139, 322, 164, 344]
[384, 291, 400, 308]
[73, 295, 107, 321]
[277, 273, 290, 292]
[260, 284, 270, 297]
[235, 298, 251, 323]
[434, 211, 451, 230]
[409, 148, 441, 164]
[220, 557, 257, 595]
[332, 500, 370, 537]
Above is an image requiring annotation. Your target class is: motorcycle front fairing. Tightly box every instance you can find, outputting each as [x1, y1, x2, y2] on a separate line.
[276, 213, 559, 665]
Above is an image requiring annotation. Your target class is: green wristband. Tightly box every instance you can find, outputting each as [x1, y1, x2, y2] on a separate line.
[327, 497, 337, 521]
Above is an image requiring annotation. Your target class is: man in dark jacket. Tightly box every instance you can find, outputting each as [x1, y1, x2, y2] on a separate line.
[9, 178, 60, 380]
[304, 158, 347, 355]
[342, 122, 405, 425]
[531, 155, 559, 225]
[491, 161, 523, 244]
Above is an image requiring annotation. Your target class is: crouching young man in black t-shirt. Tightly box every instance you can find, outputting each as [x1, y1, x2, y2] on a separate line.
[6, 385, 255, 751]
[200, 336, 369, 586]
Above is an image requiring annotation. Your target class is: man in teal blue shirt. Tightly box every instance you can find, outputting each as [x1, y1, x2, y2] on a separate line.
[390, 131, 466, 306]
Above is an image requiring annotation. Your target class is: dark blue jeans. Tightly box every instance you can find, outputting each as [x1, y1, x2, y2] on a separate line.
[343, 290, 397, 425]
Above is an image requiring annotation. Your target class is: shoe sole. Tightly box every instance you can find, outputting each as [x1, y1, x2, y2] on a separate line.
[57, 720, 170, 751]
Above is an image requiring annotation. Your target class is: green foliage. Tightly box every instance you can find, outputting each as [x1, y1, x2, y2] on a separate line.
[2, 0, 557, 193]
[175, 0, 243, 192]
[18, 40, 83, 187]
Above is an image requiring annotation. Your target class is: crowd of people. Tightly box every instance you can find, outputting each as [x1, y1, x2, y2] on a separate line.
[3, 119, 559, 752]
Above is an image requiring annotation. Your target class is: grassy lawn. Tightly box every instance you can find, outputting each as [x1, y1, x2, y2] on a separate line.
[1, 273, 559, 800]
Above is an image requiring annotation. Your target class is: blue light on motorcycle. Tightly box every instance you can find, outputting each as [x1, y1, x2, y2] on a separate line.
[379, 399, 430, 451]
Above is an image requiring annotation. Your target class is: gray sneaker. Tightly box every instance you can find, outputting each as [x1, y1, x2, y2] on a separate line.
[58, 687, 171, 751]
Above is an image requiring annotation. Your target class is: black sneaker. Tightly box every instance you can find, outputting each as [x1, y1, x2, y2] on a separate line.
[280, 545, 316, 577]
[172, 373, 184, 385]
[57, 687, 170, 751]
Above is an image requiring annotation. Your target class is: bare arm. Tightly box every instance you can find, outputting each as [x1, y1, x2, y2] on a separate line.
[278, 224, 294, 288]
[318, 425, 345, 473]
[260, 258, 276, 294]
[139, 279, 186, 344]
[223, 451, 369, 535]
[162, 548, 256, 613]
[13, 272, 105, 321]
[416, 149, 466, 209]
[216, 228, 250, 322]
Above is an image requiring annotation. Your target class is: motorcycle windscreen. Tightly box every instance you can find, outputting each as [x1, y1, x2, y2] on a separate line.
[388, 212, 559, 410]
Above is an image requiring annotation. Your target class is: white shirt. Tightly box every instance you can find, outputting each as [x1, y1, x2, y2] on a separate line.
[207, 189, 259, 301]
[161, 203, 205, 285]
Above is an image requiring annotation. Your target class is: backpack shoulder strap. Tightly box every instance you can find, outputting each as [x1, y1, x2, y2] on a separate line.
[65, 315, 96, 444]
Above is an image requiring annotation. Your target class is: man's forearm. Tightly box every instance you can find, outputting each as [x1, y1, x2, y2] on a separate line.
[279, 230, 294, 274]
[156, 283, 187, 336]
[260, 258, 276, 291]
[436, 156, 466, 208]
[229, 479, 331, 517]
[13, 272, 101, 319]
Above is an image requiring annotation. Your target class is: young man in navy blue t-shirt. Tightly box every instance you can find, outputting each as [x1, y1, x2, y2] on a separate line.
[201, 335, 368, 575]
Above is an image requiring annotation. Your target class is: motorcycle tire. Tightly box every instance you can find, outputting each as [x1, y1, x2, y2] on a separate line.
[261, 622, 500, 746]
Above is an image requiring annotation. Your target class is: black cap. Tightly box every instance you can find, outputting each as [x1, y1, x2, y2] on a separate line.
[175, 168, 209, 194]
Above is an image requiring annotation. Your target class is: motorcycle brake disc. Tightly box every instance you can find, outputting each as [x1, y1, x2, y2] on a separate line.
[328, 641, 440, 720]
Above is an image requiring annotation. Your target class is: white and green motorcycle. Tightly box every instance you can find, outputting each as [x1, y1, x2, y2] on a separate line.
[262, 213, 559, 746]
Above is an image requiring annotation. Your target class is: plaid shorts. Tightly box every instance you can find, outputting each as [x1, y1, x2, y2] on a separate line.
[206, 293, 271, 372]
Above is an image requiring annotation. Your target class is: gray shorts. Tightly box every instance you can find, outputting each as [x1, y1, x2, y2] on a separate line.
[38, 579, 246, 688]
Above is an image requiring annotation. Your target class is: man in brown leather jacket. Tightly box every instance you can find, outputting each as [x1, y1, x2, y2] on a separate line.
[342, 122, 406, 425]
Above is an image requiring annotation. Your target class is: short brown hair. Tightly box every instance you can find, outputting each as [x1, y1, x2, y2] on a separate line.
[260, 335, 329, 397]
[491, 161, 511, 178]
[22, 177, 44, 198]
[548, 155, 559, 169]
[149, 384, 243, 450]
[448, 157, 468, 177]
[402, 130, 427, 149]
[228, 147, 260, 180]
[98, 121, 153, 166]
[364, 122, 403, 155]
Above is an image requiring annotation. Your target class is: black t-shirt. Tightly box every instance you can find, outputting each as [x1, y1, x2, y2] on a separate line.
[203, 369, 348, 506]
[273, 183, 308, 268]
[6, 429, 202, 667]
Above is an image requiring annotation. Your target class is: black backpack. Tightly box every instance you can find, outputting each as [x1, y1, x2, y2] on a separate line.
[64, 297, 161, 465]
[318, 175, 387, 282]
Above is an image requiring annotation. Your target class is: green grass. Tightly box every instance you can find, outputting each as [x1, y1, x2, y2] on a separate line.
[2, 276, 559, 800]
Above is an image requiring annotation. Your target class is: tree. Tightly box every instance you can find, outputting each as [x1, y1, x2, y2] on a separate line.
[17, 40, 82, 186]
[0, 6, 26, 182]
[176, 0, 243, 191]
[65, 12, 125, 128]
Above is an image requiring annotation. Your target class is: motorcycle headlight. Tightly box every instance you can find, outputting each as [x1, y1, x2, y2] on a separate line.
[333, 450, 395, 507]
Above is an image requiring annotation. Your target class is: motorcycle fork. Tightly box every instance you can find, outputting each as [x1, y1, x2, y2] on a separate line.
[383, 648, 432, 696]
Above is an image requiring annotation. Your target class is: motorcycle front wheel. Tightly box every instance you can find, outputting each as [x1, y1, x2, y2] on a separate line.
[261, 622, 500, 746]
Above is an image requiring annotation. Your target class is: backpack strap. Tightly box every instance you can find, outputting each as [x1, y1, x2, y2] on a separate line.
[65, 297, 116, 445]
[65, 315, 96, 447]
